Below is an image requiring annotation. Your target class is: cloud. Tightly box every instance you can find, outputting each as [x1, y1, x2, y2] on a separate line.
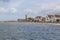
[8, 0, 25, 8]
[0, 0, 25, 9]
[52, 5, 60, 10]
[10, 8, 17, 13]
[0, 0, 60, 15]
[0, 0, 10, 2]
[0, 7, 17, 14]
[22, 1, 60, 16]
[24, 8, 32, 13]
[0, 7, 7, 13]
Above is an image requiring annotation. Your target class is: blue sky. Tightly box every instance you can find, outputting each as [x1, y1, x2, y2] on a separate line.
[0, 0, 60, 21]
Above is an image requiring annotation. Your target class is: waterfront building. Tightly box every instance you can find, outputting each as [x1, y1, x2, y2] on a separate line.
[17, 19, 27, 22]
[34, 16, 42, 22]
[45, 15, 54, 22]
[54, 15, 60, 22]
[42, 17, 46, 22]
[27, 18, 34, 22]
[45, 15, 60, 22]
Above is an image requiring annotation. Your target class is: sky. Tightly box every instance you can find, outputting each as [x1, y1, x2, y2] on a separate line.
[0, 0, 60, 21]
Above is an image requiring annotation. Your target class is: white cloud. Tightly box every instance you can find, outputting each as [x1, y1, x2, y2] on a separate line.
[24, 9, 32, 13]
[40, 3, 60, 11]
[10, 8, 17, 13]
[27, 3, 60, 14]
[0, 7, 17, 13]
[22, 2, 60, 15]
[0, 0, 60, 15]
[0, 7, 7, 13]
[52, 5, 60, 10]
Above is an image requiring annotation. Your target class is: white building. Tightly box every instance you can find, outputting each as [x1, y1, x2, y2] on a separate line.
[45, 15, 60, 22]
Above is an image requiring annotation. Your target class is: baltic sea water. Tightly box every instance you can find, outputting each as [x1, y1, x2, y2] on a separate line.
[0, 22, 60, 40]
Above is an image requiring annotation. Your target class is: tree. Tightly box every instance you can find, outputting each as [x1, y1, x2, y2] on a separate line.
[56, 19, 60, 22]
[34, 20, 39, 22]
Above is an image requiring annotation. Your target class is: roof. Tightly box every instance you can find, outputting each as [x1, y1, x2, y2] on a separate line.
[35, 16, 42, 19]
[48, 15, 54, 18]
[55, 15, 60, 17]
[27, 18, 34, 20]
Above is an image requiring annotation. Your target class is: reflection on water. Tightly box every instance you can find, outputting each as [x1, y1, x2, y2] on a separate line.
[0, 22, 60, 40]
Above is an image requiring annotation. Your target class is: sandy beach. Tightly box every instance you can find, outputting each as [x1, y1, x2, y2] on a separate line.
[1, 21, 60, 26]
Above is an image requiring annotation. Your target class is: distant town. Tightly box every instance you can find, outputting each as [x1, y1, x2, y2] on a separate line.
[17, 14, 60, 23]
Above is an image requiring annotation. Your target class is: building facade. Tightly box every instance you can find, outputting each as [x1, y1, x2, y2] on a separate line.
[45, 15, 60, 22]
[34, 16, 42, 22]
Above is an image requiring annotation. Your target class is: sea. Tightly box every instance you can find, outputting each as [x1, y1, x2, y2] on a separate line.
[0, 22, 60, 40]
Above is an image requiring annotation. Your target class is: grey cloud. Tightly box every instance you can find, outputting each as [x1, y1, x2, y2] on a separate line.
[0, 0, 10, 2]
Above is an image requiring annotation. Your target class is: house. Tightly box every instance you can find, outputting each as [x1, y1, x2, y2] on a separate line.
[27, 18, 34, 22]
[54, 15, 60, 22]
[42, 17, 46, 22]
[34, 16, 42, 22]
[45, 15, 55, 22]
[46, 15, 60, 22]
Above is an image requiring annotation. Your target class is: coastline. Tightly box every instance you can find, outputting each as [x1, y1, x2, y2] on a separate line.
[1, 21, 60, 26]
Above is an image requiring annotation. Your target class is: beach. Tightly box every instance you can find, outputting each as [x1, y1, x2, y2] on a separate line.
[1, 21, 60, 26]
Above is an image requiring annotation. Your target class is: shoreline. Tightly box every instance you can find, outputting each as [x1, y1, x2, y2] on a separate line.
[1, 21, 60, 26]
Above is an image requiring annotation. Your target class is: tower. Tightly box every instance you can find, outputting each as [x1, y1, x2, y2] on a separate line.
[25, 14, 27, 20]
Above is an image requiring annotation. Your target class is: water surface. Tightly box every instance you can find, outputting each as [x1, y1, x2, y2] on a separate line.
[0, 22, 60, 40]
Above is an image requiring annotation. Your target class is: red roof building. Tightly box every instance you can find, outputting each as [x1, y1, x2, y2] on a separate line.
[35, 16, 42, 19]
[27, 18, 34, 22]
[35, 16, 42, 22]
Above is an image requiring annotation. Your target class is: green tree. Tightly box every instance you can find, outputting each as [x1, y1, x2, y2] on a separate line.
[56, 19, 60, 22]
[34, 20, 39, 22]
